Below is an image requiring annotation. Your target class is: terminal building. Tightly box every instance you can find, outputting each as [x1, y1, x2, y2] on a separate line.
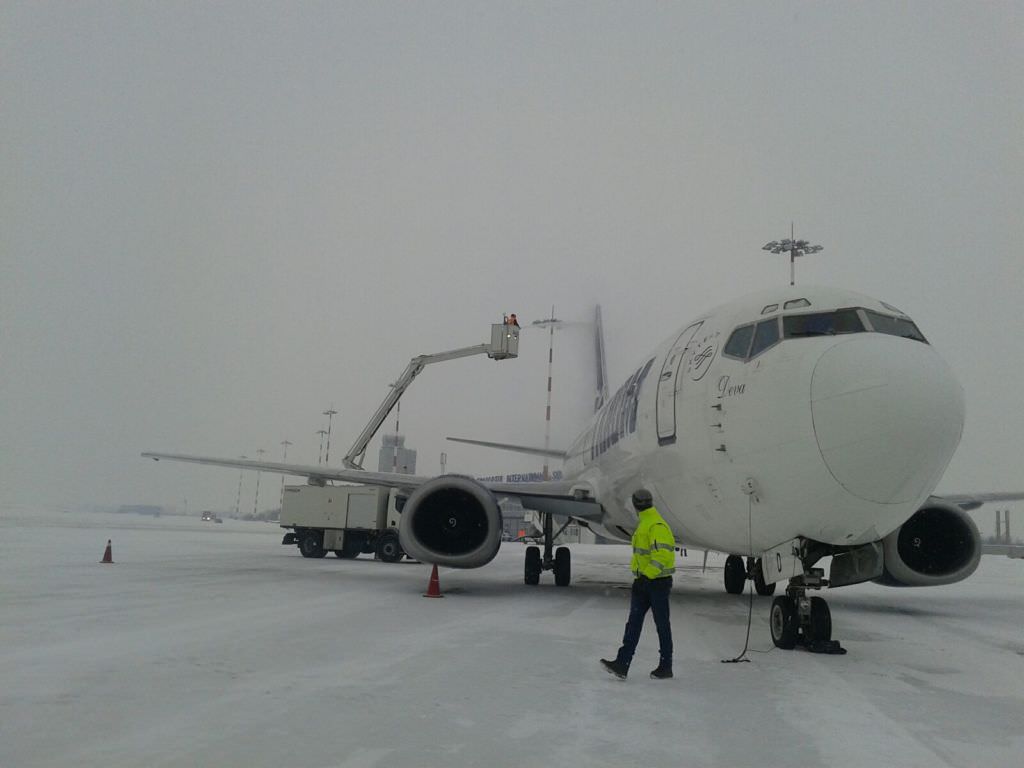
[378, 434, 417, 475]
[477, 470, 596, 544]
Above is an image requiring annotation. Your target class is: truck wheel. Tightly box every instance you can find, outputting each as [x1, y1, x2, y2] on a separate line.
[376, 532, 403, 563]
[298, 529, 327, 559]
[337, 534, 363, 559]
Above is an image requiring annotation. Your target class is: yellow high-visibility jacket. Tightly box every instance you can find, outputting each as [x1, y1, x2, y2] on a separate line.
[630, 505, 677, 580]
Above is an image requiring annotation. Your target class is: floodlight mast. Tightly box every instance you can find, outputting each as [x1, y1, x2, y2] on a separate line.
[762, 222, 824, 286]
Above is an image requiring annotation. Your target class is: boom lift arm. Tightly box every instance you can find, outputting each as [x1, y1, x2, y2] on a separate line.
[341, 323, 520, 470]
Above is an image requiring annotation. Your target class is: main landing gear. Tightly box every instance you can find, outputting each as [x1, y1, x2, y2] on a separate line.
[524, 512, 571, 587]
[769, 569, 844, 654]
[722, 555, 776, 596]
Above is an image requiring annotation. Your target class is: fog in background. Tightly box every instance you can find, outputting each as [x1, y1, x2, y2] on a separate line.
[2, 2, 1021, 517]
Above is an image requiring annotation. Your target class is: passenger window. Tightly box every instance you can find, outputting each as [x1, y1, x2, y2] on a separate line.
[761, 303, 779, 315]
[864, 310, 927, 342]
[723, 325, 754, 359]
[784, 298, 811, 309]
[750, 318, 780, 357]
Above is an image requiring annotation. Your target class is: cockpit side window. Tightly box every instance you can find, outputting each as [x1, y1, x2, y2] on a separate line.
[749, 317, 781, 358]
[863, 310, 927, 342]
[783, 309, 864, 338]
[723, 324, 755, 359]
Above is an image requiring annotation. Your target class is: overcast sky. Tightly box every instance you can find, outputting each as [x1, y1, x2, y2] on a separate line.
[2, 1, 1021, 515]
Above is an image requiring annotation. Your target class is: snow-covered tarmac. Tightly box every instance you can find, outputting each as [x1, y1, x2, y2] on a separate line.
[2, 509, 1022, 768]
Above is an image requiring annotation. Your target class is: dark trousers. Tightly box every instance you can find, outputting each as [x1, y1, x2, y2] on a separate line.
[616, 577, 673, 668]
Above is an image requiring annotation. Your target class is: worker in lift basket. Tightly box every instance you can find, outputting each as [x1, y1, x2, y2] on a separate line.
[507, 312, 520, 327]
[601, 488, 676, 680]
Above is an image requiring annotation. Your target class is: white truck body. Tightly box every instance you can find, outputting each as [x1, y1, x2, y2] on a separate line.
[280, 484, 405, 560]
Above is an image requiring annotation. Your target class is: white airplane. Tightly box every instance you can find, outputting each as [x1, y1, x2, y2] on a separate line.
[144, 285, 1023, 652]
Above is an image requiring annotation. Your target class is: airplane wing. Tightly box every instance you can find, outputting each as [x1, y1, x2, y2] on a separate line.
[935, 491, 1024, 511]
[141, 452, 604, 521]
[445, 437, 566, 459]
[928, 491, 1024, 558]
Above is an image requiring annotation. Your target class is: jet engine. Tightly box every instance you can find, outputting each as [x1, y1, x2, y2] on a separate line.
[398, 475, 503, 568]
[873, 499, 982, 587]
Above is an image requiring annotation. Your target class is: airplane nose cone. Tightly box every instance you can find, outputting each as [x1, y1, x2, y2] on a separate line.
[811, 336, 964, 505]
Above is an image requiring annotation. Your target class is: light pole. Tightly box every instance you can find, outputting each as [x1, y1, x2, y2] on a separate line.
[279, 440, 292, 512]
[531, 306, 562, 482]
[235, 455, 247, 517]
[252, 448, 266, 517]
[762, 223, 824, 286]
[440, 452, 447, 475]
[323, 408, 338, 465]
[316, 429, 328, 464]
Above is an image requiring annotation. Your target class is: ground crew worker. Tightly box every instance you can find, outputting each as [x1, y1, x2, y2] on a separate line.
[601, 488, 676, 680]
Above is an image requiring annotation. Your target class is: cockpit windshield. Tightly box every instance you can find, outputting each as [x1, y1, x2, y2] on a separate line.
[783, 309, 864, 337]
[723, 306, 929, 362]
[863, 310, 927, 342]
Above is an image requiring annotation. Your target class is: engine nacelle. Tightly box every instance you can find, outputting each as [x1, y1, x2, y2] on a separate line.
[398, 475, 503, 568]
[873, 499, 982, 587]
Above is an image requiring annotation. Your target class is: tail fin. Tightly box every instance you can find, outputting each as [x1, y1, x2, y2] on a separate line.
[594, 304, 609, 413]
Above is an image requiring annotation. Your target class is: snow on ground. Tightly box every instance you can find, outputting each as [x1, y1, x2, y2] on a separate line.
[1, 509, 1022, 768]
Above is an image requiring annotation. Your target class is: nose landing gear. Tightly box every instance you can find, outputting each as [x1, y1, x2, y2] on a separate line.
[769, 569, 845, 654]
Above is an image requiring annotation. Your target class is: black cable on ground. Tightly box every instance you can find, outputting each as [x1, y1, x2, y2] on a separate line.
[722, 494, 754, 663]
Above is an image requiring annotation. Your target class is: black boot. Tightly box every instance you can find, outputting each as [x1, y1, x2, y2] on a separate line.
[649, 663, 673, 679]
[600, 658, 628, 679]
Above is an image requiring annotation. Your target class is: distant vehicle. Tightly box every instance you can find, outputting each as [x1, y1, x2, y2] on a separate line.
[201, 511, 213, 521]
[279, 484, 406, 562]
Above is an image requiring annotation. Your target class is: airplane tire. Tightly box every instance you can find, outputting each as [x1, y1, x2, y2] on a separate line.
[770, 596, 799, 649]
[298, 529, 326, 559]
[752, 558, 776, 596]
[525, 546, 541, 585]
[553, 547, 571, 587]
[724, 555, 746, 594]
[808, 596, 832, 642]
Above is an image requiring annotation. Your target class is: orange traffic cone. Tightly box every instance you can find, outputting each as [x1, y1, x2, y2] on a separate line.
[100, 539, 114, 564]
[423, 564, 443, 598]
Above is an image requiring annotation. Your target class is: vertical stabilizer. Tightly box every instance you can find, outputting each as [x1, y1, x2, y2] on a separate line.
[594, 305, 609, 413]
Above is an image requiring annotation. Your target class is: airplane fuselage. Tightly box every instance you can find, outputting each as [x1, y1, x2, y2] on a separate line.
[561, 285, 965, 557]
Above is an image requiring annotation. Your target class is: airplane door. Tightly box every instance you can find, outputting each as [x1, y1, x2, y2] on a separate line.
[656, 321, 703, 444]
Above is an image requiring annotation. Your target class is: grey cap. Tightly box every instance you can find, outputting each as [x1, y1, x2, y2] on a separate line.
[631, 488, 653, 510]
